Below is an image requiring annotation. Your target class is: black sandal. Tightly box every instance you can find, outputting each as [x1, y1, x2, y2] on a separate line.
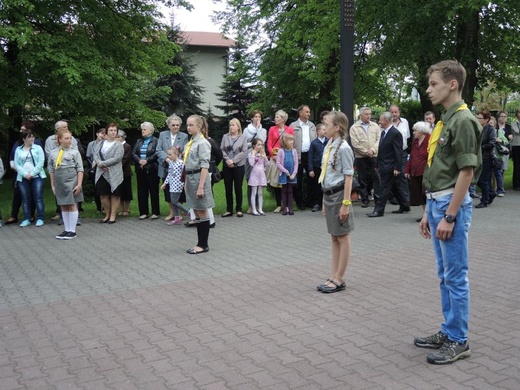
[318, 280, 346, 293]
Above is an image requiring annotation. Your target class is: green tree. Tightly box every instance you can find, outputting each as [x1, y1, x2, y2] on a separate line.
[215, 43, 255, 123]
[0, 0, 187, 136]
[215, 0, 520, 115]
[153, 26, 206, 118]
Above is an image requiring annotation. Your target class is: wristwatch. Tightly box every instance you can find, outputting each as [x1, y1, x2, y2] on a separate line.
[443, 214, 456, 223]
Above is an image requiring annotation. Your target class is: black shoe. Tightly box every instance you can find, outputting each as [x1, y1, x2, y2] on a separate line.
[5, 218, 18, 225]
[488, 193, 497, 205]
[63, 232, 77, 240]
[389, 198, 399, 205]
[392, 207, 411, 214]
[361, 201, 369, 208]
[426, 340, 471, 364]
[475, 202, 487, 209]
[56, 231, 69, 240]
[184, 221, 198, 227]
[210, 222, 215, 228]
[414, 331, 448, 349]
[416, 217, 422, 223]
[366, 212, 383, 217]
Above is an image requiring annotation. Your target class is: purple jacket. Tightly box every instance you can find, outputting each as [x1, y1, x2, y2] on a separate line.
[275, 148, 298, 176]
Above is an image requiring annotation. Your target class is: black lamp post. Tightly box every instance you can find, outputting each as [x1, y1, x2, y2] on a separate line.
[340, 0, 355, 125]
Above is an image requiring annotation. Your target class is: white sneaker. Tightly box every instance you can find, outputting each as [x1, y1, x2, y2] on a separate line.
[150, 214, 159, 219]
[139, 215, 148, 220]
[274, 206, 282, 213]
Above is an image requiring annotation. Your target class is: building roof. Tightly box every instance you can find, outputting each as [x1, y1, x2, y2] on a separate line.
[182, 31, 235, 48]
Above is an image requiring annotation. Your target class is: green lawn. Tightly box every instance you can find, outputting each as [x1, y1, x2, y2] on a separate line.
[0, 172, 278, 220]
[0, 160, 515, 220]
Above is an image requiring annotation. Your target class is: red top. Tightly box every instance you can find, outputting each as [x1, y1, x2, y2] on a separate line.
[266, 125, 294, 158]
[405, 134, 430, 176]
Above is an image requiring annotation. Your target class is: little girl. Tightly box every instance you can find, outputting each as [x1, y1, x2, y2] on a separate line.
[247, 138, 269, 215]
[161, 146, 190, 225]
[276, 133, 298, 215]
[48, 129, 84, 240]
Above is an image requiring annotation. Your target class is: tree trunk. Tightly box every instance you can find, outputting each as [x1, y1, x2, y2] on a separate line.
[454, 10, 480, 107]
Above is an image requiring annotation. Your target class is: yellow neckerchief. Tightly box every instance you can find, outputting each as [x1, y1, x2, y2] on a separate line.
[318, 137, 341, 184]
[55, 148, 65, 168]
[183, 134, 204, 164]
[427, 104, 468, 167]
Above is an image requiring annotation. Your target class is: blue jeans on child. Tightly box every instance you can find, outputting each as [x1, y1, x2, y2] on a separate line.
[426, 192, 472, 344]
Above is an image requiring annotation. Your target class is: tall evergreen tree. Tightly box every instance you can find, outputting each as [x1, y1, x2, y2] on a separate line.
[215, 43, 255, 124]
[153, 24, 206, 118]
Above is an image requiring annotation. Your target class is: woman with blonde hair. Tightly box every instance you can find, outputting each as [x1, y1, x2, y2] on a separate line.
[220, 118, 247, 217]
[266, 110, 294, 212]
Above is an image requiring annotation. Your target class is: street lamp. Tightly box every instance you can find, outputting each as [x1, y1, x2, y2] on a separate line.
[340, 0, 355, 125]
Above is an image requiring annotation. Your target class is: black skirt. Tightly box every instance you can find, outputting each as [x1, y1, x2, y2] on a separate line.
[96, 175, 122, 197]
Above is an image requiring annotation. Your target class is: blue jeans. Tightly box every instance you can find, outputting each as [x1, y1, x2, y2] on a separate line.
[494, 166, 505, 194]
[18, 177, 45, 221]
[427, 192, 472, 343]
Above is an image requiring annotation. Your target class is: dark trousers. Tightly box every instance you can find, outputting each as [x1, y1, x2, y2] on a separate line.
[374, 171, 410, 214]
[294, 152, 309, 207]
[356, 157, 380, 202]
[223, 165, 245, 213]
[136, 170, 160, 216]
[308, 167, 323, 207]
[512, 146, 520, 189]
[282, 183, 294, 212]
[10, 177, 33, 220]
[477, 159, 496, 204]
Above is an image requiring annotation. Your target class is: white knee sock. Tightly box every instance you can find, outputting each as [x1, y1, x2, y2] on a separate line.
[208, 208, 215, 224]
[69, 210, 78, 233]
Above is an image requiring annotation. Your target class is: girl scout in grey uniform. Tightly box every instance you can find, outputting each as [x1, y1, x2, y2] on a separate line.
[184, 115, 214, 254]
[316, 111, 355, 293]
[48, 130, 84, 240]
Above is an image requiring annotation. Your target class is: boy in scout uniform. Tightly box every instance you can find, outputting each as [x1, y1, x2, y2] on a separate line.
[415, 60, 482, 364]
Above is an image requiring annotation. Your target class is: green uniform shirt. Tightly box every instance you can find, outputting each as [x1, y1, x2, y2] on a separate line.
[423, 100, 482, 192]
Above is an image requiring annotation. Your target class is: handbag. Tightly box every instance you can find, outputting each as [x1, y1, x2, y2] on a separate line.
[495, 142, 510, 155]
[210, 162, 221, 184]
[266, 158, 281, 188]
[492, 156, 503, 170]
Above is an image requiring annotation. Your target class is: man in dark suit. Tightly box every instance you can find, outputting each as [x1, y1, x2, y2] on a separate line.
[367, 112, 410, 217]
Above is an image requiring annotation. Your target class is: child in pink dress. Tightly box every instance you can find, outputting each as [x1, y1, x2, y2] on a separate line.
[247, 138, 269, 215]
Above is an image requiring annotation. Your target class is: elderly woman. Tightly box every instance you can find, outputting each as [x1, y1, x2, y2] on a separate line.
[14, 129, 47, 227]
[243, 110, 267, 214]
[117, 130, 133, 216]
[156, 114, 189, 220]
[184, 115, 215, 254]
[133, 121, 160, 219]
[404, 121, 431, 221]
[220, 118, 247, 217]
[266, 110, 294, 212]
[94, 123, 124, 223]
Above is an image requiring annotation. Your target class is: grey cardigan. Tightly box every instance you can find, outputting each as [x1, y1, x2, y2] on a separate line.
[94, 141, 124, 191]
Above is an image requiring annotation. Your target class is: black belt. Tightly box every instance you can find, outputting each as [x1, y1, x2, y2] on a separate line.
[186, 168, 201, 175]
[321, 183, 344, 195]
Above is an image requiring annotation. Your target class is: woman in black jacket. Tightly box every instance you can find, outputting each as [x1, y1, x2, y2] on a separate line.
[133, 122, 160, 219]
[476, 111, 497, 208]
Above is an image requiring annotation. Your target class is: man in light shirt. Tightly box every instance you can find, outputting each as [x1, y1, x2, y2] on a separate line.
[290, 105, 316, 210]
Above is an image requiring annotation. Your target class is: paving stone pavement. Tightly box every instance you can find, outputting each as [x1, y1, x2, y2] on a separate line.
[0, 193, 519, 389]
